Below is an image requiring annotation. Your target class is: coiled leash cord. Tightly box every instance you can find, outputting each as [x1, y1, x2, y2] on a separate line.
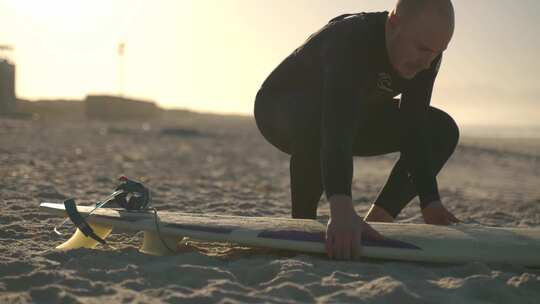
[55, 176, 176, 253]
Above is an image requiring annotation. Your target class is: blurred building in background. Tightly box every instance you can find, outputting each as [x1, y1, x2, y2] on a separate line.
[84, 94, 160, 121]
[0, 44, 162, 121]
[0, 45, 16, 114]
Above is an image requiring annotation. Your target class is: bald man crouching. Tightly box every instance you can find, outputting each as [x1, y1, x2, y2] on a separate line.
[253, 0, 460, 260]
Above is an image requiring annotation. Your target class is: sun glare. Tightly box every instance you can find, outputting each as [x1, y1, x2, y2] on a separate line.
[13, 0, 92, 19]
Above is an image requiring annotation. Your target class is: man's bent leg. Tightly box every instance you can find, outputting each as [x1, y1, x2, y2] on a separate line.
[352, 100, 460, 220]
[372, 158, 417, 218]
[352, 99, 403, 221]
[370, 106, 460, 219]
[290, 152, 323, 219]
[287, 93, 324, 220]
[254, 89, 324, 219]
[364, 204, 395, 222]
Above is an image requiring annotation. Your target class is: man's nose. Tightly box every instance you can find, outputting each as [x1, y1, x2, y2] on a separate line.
[420, 53, 437, 71]
[420, 56, 433, 70]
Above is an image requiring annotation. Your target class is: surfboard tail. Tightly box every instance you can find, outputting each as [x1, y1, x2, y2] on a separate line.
[56, 224, 113, 250]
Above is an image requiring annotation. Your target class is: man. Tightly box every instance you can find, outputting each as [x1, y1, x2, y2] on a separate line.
[253, 0, 460, 261]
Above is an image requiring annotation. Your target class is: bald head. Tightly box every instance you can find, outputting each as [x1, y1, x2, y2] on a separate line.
[385, 0, 455, 79]
[395, 0, 455, 33]
[396, 0, 454, 18]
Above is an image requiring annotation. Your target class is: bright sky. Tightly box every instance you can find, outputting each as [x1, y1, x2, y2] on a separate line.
[1, 0, 539, 126]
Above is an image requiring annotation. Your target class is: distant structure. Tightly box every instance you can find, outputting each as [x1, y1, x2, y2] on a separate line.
[84, 94, 161, 121]
[117, 42, 125, 97]
[0, 45, 16, 114]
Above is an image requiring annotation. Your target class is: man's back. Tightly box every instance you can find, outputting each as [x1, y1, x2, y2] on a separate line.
[258, 12, 389, 98]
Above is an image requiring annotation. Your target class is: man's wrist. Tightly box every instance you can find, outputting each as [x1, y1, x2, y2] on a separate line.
[419, 191, 441, 209]
[328, 194, 355, 216]
[420, 198, 442, 210]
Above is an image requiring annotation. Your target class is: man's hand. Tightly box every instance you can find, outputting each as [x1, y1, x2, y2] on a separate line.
[325, 195, 384, 260]
[364, 204, 394, 223]
[421, 199, 460, 225]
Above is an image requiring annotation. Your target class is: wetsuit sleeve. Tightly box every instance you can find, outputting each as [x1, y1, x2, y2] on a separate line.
[319, 27, 368, 200]
[399, 54, 443, 208]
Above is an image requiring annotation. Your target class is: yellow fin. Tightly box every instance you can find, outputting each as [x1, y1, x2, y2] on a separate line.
[139, 231, 179, 256]
[56, 224, 113, 250]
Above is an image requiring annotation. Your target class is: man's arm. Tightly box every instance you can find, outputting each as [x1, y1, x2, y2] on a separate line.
[319, 20, 386, 261]
[319, 23, 368, 200]
[399, 54, 443, 208]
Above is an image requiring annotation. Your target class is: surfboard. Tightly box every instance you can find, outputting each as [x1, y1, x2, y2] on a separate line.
[39, 202, 540, 266]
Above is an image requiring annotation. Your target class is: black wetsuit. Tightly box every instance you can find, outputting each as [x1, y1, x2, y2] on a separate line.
[253, 11, 459, 219]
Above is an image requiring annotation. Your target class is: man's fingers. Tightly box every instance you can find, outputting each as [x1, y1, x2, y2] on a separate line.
[343, 234, 351, 260]
[325, 233, 333, 259]
[332, 236, 339, 260]
[364, 223, 385, 240]
[334, 236, 344, 260]
[442, 216, 451, 225]
[449, 213, 461, 223]
[432, 216, 449, 225]
[443, 209, 460, 224]
[351, 232, 361, 260]
[371, 228, 385, 240]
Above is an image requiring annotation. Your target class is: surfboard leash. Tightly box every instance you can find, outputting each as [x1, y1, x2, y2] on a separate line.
[63, 198, 108, 245]
[54, 176, 176, 254]
[149, 207, 177, 253]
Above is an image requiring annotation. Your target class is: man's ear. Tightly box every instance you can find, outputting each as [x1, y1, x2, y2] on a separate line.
[387, 9, 402, 38]
[388, 9, 400, 27]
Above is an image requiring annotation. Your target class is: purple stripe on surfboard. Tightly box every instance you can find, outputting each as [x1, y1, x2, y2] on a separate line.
[166, 223, 233, 234]
[258, 230, 421, 250]
[166, 223, 419, 250]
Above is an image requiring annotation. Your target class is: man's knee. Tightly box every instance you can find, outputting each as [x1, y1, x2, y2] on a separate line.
[254, 91, 294, 154]
[429, 107, 460, 151]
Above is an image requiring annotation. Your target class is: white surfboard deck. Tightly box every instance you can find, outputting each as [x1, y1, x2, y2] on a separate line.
[40, 202, 540, 266]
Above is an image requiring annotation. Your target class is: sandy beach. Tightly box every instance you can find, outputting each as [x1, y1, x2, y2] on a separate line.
[1, 112, 539, 303]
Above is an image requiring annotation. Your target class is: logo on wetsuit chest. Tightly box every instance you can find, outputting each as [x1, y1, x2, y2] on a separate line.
[376, 72, 393, 93]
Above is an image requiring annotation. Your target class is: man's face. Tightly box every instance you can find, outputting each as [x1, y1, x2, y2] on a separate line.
[387, 9, 453, 79]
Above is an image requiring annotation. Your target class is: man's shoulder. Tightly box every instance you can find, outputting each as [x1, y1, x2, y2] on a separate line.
[322, 11, 388, 46]
[295, 11, 387, 52]
[316, 11, 387, 59]
[327, 11, 387, 24]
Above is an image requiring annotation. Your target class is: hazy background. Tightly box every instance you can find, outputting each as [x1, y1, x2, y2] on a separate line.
[1, 0, 538, 133]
